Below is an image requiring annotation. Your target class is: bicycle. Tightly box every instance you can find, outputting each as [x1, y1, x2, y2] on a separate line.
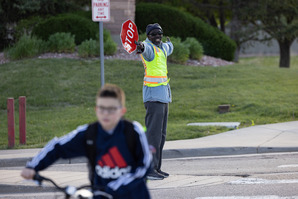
[33, 173, 113, 199]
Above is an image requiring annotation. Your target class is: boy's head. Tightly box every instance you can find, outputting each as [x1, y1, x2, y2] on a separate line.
[95, 84, 127, 131]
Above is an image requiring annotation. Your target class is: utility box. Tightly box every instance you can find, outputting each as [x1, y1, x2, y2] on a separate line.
[218, 104, 230, 113]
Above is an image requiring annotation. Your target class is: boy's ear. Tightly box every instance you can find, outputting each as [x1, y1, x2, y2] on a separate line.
[121, 107, 127, 115]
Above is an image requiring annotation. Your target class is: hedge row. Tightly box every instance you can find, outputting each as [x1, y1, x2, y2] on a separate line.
[32, 13, 98, 45]
[5, 30, 117, 60]
[136, 3, 236, 61]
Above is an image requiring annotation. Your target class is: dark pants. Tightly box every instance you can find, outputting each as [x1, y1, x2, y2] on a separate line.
[144, 102, 168, 170]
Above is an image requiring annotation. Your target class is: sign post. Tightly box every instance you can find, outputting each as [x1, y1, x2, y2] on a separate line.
[92, 0, 110, 87]
[120, 20, 139, 54]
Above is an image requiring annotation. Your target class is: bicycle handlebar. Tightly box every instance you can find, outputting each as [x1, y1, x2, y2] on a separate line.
[33, 173, 113, 199]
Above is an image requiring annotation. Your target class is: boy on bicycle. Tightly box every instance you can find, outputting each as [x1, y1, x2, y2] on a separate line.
[21, 84, 152, 199]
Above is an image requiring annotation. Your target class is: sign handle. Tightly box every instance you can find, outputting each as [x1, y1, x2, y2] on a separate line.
[99, 21, 105, 87]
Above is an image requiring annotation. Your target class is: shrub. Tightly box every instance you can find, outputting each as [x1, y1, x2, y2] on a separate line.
[78, 39, 99, 58]
[14, 16, 44, 42]
[138, 33, 147, 42]
[183, 37, 204, 60]
[5, 34, 46, 60]
[32, 14, 97, 45]
[136, 3, 236, 61]
[72, 10, 92, 19]
[167, 37, 189, 64]
[78, 34, 117, 58]
[104, 38, 117, 55]
[47, 32, 76, 53]
[138, 34, 190, 64]
[101, 29, 117, 55]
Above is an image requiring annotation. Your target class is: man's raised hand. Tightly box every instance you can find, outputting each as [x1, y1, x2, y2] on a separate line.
[135, 41, 144, 54]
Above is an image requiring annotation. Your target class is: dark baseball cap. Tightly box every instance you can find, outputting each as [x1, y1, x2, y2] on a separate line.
[146, 23, 163, 35]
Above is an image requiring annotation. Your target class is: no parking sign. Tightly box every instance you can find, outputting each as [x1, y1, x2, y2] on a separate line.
[92, 0, 110, 22]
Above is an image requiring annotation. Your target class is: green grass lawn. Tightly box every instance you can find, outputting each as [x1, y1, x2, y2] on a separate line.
[1, 56, 298, 149]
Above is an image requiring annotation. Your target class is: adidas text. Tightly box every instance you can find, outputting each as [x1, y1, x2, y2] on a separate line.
[95, 165, 132, 179]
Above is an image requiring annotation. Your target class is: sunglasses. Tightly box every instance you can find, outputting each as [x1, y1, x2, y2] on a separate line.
[150, 32, 163, 36]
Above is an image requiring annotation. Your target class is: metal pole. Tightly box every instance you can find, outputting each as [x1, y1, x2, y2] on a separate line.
[99, 21, 105, 87]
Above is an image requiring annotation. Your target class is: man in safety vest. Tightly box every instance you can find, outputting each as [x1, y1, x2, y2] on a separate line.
[135, 23, 174, 180]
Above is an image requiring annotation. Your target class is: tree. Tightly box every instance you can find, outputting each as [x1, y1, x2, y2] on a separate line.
[136, 0, 232, 33]
[179, 0, 298, 66]
[137, 0, 298, 67]
[0, 0, 39, 49]
[237, 0, 298, 68]
[0, 0, 84, 50]
[229, 0, 263, 62]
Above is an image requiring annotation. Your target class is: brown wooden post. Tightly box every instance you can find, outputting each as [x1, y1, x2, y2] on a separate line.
[19, 96, 26, 144]
[7, 98, 15, 148]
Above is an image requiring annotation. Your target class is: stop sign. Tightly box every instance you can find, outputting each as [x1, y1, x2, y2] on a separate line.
[120, 20, 139, 54]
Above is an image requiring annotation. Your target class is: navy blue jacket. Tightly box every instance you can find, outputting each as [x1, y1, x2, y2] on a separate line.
[26, 120, 152, 199]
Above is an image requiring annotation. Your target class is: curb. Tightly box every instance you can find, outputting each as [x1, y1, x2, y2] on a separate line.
[0, 157, 88, 167]
[0, 184, 57, 195]
[162, 146, 298, 159]
[2, 146, 298, 167]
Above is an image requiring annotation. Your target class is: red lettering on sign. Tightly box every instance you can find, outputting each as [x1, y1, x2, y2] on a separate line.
[93, 2, 109, 7]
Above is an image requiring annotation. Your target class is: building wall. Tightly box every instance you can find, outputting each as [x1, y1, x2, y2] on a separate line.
[104, 0, 135, 44]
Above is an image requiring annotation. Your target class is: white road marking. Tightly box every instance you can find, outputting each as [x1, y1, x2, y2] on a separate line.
[0, 192, 63, 198]
[195, 196, 298, 199]
[229, 178, 298, 185]
[278, 164, 298, 168]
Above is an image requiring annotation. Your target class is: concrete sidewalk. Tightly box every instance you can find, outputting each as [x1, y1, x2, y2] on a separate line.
[163, 121, 298, 158]
[0, 121, 298, 196]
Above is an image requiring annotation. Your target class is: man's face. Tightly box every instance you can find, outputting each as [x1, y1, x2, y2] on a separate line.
[95, 97, 126, 131]
[148, 29, 163, 46]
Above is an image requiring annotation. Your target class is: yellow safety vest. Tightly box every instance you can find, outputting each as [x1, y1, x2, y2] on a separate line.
[140, 42, 169, 87]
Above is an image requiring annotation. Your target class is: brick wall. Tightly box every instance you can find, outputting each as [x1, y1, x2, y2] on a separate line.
[104, 0, 135, 44]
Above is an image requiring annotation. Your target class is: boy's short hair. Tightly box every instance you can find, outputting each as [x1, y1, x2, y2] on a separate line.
[97, 84, 125, 107]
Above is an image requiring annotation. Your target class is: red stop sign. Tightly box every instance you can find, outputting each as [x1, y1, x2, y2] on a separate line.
[120, 20, 139, 54]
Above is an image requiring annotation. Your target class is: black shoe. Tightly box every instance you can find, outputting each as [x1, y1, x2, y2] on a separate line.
[157, 169, 169, 178]
[147, 170, 164, 180]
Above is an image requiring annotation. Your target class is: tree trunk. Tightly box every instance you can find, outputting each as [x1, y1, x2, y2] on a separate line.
[208, 14, 218, 28]
[278, 39, 292, 68]
[234, 45, 240, 62]
[219, 0, 225, 33]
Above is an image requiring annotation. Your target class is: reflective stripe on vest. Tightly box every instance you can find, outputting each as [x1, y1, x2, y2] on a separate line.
[140, 42, 168, 87]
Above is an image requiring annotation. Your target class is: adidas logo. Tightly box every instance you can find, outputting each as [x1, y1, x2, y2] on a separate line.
[95, 146, 131, 179]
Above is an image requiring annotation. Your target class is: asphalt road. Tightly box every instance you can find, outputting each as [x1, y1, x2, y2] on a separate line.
[150, 152, 298, 199]
[1, 152, 298, 199]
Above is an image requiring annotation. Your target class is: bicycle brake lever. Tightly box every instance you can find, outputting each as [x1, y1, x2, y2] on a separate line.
[33, 173, 44, 185]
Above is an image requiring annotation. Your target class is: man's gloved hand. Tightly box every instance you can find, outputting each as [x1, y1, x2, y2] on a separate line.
[135, 41, 144, 54]
[167, 36, 171, 42]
